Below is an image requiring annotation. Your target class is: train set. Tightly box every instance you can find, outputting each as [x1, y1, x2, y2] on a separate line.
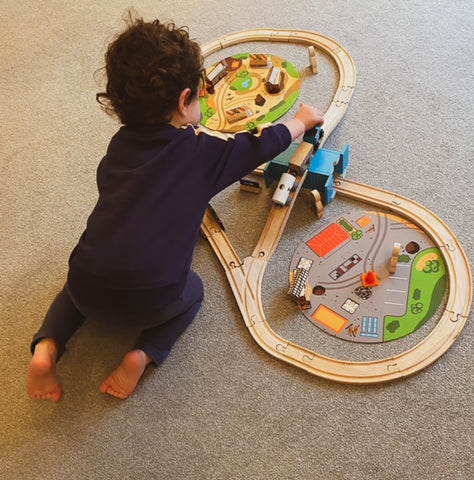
[199, 29, 472, 383]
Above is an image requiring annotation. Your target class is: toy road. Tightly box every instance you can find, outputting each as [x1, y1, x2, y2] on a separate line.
[200, 29, 472, 384]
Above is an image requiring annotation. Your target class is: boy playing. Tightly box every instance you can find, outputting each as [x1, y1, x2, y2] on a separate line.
[27, 16, 324, 401]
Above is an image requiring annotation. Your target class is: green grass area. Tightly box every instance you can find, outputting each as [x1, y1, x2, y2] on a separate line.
[232, 53, 249, 59]
[384, 248, 446, 341]
[252, 90, 300, 125]
[199, 95, 213, 127]
[230, 70, 253, 92]
[282, 60, 299, 78]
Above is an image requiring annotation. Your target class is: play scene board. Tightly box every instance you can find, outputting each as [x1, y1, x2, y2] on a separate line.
[200, 53, 301, 133]
[288, 210, 446, 343]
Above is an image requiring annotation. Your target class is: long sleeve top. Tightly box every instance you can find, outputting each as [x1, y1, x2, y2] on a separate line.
[67, 122, 291, 313]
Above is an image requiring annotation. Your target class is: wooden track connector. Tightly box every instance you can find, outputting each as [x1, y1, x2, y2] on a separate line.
[387, 363, 401, 374]
[334, 86, 355, 107]
[302, 354, 315, 364]
[448, 311, 465, 323]
[269, 31, 290, 43]
[442, 242, 457, 252]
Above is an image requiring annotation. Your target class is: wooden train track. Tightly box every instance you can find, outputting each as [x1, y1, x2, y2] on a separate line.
[200, 29, 472, 383]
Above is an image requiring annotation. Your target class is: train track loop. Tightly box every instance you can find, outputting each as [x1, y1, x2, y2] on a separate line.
[200, 29, 472, 384]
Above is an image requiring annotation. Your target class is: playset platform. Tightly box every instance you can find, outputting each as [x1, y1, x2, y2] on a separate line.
[289, 210, 446, 343]
[200, 53, 300, 133]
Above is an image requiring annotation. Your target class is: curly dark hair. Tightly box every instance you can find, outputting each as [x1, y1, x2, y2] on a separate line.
[96, 16, 204, 126]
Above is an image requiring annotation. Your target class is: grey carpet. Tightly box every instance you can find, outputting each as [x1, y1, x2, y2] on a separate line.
[1, 1, 473, 479]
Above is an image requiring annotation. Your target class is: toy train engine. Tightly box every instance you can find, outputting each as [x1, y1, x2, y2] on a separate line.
[272, 172, 297, 206]
[288, 144, 313, 176]
[288, 127, 324, 176]
[303, 126, 324, 153]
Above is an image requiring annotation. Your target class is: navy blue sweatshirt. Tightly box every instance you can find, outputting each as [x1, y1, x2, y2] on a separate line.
[67, 123, 291, 313]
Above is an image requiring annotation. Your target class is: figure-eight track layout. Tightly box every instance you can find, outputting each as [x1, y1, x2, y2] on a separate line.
[200, 28, 472, 384]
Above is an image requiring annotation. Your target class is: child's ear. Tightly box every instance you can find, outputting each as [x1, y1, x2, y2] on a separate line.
[178, 88, 192, 115]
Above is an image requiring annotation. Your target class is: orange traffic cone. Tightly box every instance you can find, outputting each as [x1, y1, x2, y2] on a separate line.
[361, 269, 379, 287]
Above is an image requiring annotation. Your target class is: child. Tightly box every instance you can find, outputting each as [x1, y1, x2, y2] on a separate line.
[27, 16, 324, 401]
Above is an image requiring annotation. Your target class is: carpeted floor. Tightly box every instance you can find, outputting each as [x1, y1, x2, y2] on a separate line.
[1, 1, 473, 479]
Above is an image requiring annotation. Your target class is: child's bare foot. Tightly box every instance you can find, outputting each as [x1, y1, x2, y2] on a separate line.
[27, 338, 61, 402]
[100, 349, 152, 400]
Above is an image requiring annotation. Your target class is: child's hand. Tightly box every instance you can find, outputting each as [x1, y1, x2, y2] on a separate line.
[294, 103, 324, 130]
[284, 103, 324, 141]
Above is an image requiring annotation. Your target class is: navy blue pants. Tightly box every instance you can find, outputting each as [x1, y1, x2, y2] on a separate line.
[30, 271, 204, 366]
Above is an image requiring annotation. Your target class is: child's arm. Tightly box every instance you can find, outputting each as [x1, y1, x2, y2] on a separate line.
[283, 103, 324, 141]
[196, 103, 325, 193]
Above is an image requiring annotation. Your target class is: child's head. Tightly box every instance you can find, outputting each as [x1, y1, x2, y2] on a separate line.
[97, 15, 204, 126]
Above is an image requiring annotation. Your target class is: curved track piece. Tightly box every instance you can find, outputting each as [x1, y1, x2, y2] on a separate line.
[200, 30, 472, 383]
